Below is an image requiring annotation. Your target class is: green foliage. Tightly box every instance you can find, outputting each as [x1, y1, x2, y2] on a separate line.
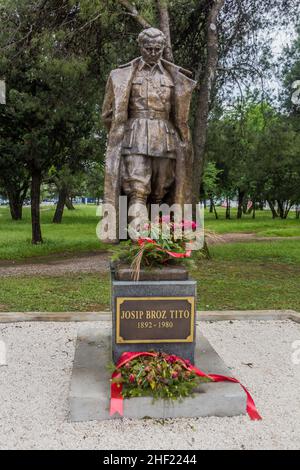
[48, 165, 87, 202]
[0, 0, 105, 229]
[206, 98, 300, 217]
[202, 161, 223, 200]
[0, 0, 299, 232]
[83, 161, 104, 200]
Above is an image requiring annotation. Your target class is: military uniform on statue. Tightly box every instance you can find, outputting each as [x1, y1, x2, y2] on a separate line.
[121, 57, 177, 208]
[102, 28, 196, 239]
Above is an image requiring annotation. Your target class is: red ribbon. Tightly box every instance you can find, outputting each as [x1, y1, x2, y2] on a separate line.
[110, 351, 262, 421]
[138, 237, 192, 259]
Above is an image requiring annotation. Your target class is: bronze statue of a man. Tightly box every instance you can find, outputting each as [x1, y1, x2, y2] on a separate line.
[102, 27, 196, 239]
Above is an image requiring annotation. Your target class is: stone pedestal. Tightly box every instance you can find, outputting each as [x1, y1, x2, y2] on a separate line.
[68, 323, 247, 421]
[111, 265, 197, 364]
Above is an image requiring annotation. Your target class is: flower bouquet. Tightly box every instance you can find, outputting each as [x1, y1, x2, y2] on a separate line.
[110, 352, 211, 401]
[112, 216, 198, 280]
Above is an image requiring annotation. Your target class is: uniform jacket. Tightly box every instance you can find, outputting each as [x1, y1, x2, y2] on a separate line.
[102, 57, 196, 239]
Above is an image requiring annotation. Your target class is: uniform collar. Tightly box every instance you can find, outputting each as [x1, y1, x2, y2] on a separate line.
[138, 58, 164, 73]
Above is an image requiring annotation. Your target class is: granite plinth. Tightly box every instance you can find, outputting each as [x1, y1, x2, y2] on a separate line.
[111, 278, 197, 364]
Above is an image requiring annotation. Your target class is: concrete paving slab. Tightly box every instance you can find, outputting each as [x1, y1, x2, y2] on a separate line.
[68, 323, 247, 421]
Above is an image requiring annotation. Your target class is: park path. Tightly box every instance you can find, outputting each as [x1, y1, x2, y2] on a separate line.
[0, 251, 111, 277]
[0, 233, 299, 278]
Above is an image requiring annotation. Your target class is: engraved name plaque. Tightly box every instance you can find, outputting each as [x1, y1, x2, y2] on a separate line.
[116, 296, 195, 344]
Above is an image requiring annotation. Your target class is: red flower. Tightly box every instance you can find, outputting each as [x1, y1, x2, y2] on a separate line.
[171, 372, 178, 379]
[129, 374, 135, 383]
[181, 220, 198, 230]
[167, 355, 177, 364]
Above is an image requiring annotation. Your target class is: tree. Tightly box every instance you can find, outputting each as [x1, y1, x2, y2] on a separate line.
[50, 166, 81, 223]
[84, 161, 105, 205]
[0, 0, 103, 241]
[1, 0, 299, 239]
[206, 97, 300, 220]
[201, 161, 222, 218]
[0, 130, 30, 220]
[111, 0, 299, 203]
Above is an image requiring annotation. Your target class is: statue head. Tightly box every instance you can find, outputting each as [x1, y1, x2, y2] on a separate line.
[138, 28, 166, 65]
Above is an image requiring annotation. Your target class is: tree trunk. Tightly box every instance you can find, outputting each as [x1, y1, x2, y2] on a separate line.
[6, 182, 28, 221]
[242, 199, 248, 214]
[267, 199, 278, 218]
[237, 189, 245, 219]
[201, 239, 211, 259]
[9, 197, 23, 220]
[31, 168, 43, 244]
[157, 0, 174, 62]
[225, 196, 231, 219]
[209, 197, 213, 213]
[192, 0, 225, 204]
[277, 200, 284, 219]
[53, 187, 68, 223]
[277, 199, 293, 219]
[213, 202, 218, 220]
[296, 207, 300, 219]
[66, 196, 75, 210]
[282, 201, 293, 219]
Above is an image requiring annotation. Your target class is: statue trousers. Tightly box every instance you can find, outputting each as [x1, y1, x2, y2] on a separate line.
[121, 155, 175, 205]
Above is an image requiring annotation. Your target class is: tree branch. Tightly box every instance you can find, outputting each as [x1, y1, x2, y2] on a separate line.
[117, 0, 152, 29]
[77, 12, 102, 32]
[156, 0, 173, 62]
[192, 0, 225, 203]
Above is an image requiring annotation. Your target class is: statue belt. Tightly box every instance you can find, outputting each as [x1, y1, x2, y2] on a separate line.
[129, 110, 169, 120]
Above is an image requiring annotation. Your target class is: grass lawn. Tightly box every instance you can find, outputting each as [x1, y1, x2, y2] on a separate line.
[0, 204, 299, 312]
[0, 204, 299, 261]
[1, 239, 299, 312]
[0, 204, 111, 260]
[205, 207, 300, 236]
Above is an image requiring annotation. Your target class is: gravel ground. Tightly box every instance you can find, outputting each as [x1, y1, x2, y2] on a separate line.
[0, 320, 299, 450]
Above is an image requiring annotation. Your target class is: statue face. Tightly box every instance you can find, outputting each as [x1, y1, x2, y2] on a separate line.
[140, 39, 164, 65]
